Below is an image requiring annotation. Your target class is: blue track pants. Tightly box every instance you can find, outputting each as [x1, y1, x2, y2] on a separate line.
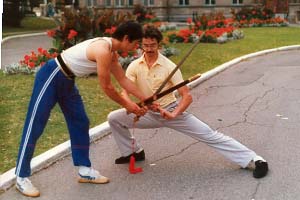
[15, 59, 91, 177]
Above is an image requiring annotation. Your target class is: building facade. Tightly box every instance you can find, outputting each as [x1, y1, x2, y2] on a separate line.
[76, 0, 300, 23]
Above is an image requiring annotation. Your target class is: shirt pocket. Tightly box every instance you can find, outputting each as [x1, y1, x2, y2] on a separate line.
[150, 76, 166, 91]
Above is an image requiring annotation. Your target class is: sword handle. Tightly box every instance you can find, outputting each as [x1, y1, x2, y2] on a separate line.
[138, 73, 201, 107]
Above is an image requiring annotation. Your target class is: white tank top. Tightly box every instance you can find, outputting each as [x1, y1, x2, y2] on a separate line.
[60, 37, 112, 77]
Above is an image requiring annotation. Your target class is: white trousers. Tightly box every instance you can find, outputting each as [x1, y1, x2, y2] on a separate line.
[107, 102, 256, 168]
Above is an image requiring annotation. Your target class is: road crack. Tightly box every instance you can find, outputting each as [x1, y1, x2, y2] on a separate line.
[218, 88, 275, 129]
[150, 141, 200, 163]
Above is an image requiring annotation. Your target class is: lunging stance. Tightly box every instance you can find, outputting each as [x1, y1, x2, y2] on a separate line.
[108, 25, 269, 178]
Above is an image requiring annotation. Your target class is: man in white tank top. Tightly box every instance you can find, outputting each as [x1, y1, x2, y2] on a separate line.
[15, 21, 148, 197]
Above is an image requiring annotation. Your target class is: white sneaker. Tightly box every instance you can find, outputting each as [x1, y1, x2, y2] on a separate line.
[78, 168, 109, 184]
[16, 177, 40, 197]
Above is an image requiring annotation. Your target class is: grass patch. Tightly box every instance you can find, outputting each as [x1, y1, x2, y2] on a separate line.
[0, 74, 121, 174]
[170, 27, 300, 79]
[0, 27, 299, 173]
[2, 17, 56, 38]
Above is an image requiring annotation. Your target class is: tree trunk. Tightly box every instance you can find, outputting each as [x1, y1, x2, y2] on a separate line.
[3, 0, 25, 27]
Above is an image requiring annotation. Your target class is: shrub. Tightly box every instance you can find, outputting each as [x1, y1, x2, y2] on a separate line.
[231, 7, 274, 22]
[48, 7, 135, 52]
[132, 4, 160, 24]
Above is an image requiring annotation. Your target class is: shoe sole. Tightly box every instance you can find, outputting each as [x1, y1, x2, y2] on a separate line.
[115, 158, 145, 165]
[78, 178, 110, 184]
[115, 158, 145, 164]
[15, 186, 40, 197]
[253, 170, 268, 178]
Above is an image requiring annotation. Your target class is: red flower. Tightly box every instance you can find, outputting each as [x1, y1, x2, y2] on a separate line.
[38, 47, 44, 54]
[186, 17, 192, 24]
[121, 51, 128, 57]
[145, 14, 154, 19]
[208, 20, 217, 27]
[197, 30, 204, 36]
[67, 29, 78, 40]
[111, 26, 116, 33]
[47, 30, 56, 37]
[105, 26, 117, 35]
[24, 55, 30, 61]
[28, 62, 36, 68]
[20, 48, 59, 70]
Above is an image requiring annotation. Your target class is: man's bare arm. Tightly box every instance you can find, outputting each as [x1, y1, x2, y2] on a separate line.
[159, 85, 192, 119]
[94, 47, 143, 114]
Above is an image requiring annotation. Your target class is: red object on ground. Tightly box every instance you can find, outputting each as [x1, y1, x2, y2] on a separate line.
[129, 155, 143, 174]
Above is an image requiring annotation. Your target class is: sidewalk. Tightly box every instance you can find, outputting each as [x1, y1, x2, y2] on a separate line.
[1, 34, 300, 198]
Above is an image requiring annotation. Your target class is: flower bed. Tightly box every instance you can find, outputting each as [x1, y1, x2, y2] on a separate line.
[238, 16, 288, 27]
[232, 7, 289, 27]
[3, 48, 58, 75]
[166, 7, 288, 44]
[167, 16, 243, 44]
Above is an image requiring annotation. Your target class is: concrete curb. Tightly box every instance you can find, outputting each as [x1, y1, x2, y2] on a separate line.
[0, 122, 111, 192]
[1, 32, 46, 44]
[1, 44, 300, 192]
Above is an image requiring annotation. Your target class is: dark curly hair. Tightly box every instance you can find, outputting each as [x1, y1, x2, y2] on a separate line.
[143, 25, 163, 43]
[112, 21, 143, 42]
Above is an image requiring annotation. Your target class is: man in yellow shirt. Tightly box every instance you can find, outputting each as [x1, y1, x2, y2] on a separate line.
[108, 25, 268, 178]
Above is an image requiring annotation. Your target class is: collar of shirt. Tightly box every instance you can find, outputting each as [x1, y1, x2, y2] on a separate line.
[137, 52, 165, 68]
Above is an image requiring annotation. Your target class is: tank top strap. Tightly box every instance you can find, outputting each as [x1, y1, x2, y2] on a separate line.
[95, 37, 112, 51]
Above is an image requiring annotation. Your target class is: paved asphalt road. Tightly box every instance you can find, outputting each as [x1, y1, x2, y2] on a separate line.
[1, 36, 300, 199]
[1, 34, 52, 68]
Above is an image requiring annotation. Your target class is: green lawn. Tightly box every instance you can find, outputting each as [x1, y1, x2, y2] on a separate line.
[2, 17, 56, 38]
[0, 27, 300, 174]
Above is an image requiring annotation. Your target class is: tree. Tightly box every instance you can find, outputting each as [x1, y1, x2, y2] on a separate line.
[3, 0, 26, 27]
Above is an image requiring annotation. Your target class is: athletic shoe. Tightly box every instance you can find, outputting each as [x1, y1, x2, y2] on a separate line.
[16, 177, 40, 197]
[78, 168, 109, 184]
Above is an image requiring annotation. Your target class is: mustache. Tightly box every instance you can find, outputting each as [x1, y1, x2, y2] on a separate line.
[144, 51, 155, 54]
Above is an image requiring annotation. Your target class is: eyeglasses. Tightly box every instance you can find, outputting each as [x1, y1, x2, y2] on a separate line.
[142, 43, 158, 49]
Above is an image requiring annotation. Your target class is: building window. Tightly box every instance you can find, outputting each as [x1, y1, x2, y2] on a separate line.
[205, 0, 215, 5]
[232, 0, 243, 5]
[115, 0, 125, 6]
[128, 0, 134, 6]
[289, 0, 300, 3]
[179, 0, 189, 5]
[87, 0, 97, 6]
[105, 0, 111, 6]
[144, 0, 154, 6]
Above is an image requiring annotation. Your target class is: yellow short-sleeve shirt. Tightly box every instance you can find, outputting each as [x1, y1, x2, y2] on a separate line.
[126, 53, 184, 107]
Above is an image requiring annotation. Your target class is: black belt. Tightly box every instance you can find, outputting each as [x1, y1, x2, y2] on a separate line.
[57, 54, 75, 79]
